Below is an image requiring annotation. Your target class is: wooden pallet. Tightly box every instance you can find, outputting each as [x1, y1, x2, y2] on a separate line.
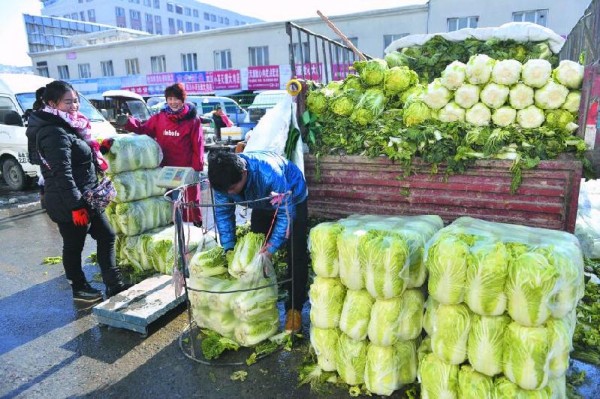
[92, 274, 186, 336]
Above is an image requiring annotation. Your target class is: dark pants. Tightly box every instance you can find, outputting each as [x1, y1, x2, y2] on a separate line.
[57, 211, 120, 289]
[250, 199, 309, 312]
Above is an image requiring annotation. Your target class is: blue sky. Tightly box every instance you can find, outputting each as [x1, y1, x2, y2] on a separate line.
[1, 0, 425, 67]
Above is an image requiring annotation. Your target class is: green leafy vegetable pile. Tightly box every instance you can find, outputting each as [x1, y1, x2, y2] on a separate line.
[572, 258, 600, 365]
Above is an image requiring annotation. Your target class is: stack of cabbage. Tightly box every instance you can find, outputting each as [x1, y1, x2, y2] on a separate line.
[105, 134, 202, 274]
[188, 232, 280, 347]
[308, 214, 443, 396]
[421, 56, 582, 131]
[419, 216, 585, 398]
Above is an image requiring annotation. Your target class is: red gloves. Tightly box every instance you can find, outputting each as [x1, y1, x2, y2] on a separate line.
[99, 138, 114, 155]
[72, 208, 89, 226]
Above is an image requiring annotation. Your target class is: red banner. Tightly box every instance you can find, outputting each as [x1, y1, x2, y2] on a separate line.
[184, 82, 214, 94]
[248, 65, 280, 90]
[295, 62, 322, 81]
[122, 85, 149, 95]
[211, 70, 241, 90]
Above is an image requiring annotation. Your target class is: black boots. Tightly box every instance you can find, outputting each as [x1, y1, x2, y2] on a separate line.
[72, 282, 103, 302]
[105, 282, 132, 299]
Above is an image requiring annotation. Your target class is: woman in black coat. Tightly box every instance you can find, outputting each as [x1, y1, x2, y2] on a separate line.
[26, 81, 128, 302]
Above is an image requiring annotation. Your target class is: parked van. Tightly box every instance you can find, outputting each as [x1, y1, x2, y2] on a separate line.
[89, 90, 152, 132]
[247, 90, 289, 123]
[0, 73, 116, 190]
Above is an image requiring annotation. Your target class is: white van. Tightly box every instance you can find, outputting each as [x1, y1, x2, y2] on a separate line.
[0, 74, 116, 190]
[247, 90, 289, 123]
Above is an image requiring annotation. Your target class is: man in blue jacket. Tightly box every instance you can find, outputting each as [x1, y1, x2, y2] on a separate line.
[208, 150, 309, 333]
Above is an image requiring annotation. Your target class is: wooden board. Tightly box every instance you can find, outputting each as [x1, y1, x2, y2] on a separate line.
[93, 274, 186, 335]
[304, 155, 583, 232]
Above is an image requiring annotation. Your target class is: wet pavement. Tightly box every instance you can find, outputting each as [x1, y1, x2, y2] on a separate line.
[0, 182, 599, 398]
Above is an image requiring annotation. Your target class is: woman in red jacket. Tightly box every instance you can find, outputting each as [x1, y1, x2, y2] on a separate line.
[118, 83, 204, 226]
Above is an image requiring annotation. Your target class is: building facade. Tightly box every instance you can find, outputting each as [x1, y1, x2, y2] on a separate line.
[27, 0, 591, 97]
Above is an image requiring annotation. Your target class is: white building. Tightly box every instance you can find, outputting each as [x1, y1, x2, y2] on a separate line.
[27, 0, 591, 97]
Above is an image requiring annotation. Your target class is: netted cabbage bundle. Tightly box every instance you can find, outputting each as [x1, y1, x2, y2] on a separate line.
[309, 276, 346, 329]
[339, 289, 374, 341]
[228, 232, 266, 282]
[309, 221, 344, 278]
[418, 352, 459, 399]
[467, 314, 510, 377]
[110, 168, 165, 203]
[457, 365, 495, 399]
[364, 339, 418, 396]
[108, 196, 172, 236]
[189, 245, 228, 279]
[338, 227, 369, 290]
[431, 303, 472, 365]
[105, 134, 163, 174]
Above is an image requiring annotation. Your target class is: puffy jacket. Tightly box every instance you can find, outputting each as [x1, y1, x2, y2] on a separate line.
[213, 151, 308, 254]
[123, 104, 204, 171]
[26, 111, 98, 223]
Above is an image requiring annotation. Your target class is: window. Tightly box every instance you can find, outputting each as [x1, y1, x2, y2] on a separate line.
[145, 13, 154, 33]
[168, 17, 175, 34]
[185, 21, 192, 32]
[194, 23, 199, 31]
[87, 9, 96, 22]
[78, 63, 91, 78]
[204, 12, 209, 21]
[166, 2, 173, 12]
[513, 9, 548, 27]
[144, 0, 151, 6]
[383, 34, 408, 51]
[181, 52, 198, 71]
[210, 14, 216, 22]
[333, 37, 358, 64]
[116, 7, 125, 17]
[151, 55, 166, 73]
[36, 61, 49, 77]
[80, 11, 85, 21]
[153, 0, 160, 9]
[125, 58, 140, 75]
[176, 19, 183, 32]
[447, 16, 478, 31]
[71, 13, 78, 20]
[193, 9, 198, 18]
[219, 16, 223, 24]
[184, 7, 191, 16]
[175, 5, 183, 14]
[155, 15, 162, 34]
[130, 10, 141, 20]
[101, 60, 114, 77]
[214, 49, 231, 70]
[58, 65, 70, 79]
[289, 42, 310, 63]
[224, 17, 229, 25]
[249, 46, 269, 66]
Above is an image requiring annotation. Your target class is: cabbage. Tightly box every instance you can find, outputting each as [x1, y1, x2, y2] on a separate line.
[454, 84, 480, 109]
[494, 376, 553, 399]
[426, 233, 470, 304]
[422, 79, 452, 110]
[339, 289, 374, 341]
[384, 66, 418, 95]
[552, 60, 584, 89]
[330, 94, 356, 117]
[422, 296, 440, 336]
[310, 326, 340, 371]
[234, 317, 279, 347]
[544, 109, 576, 131]
[546, 318, 572, 379]
[364, 343, 401, 396]
[535, 81, 569, 110]
[465, 241, 508, 316]
[306, 90, 328, 115]
[354, 58, 388, 87]
[230, 286, 278, 322]
[111, 168, 165, 203]
[229, 232, 265, 280]
[549, 249, 584, 318]
[396, 339, 418, 384]
[491, 59, 522, 86]
[431, 303, 472, 365]
[465, 103, 492, 126]
[506, 251, 558, 327]
[342, 74, 363, 92]
[467, 314, 510, 377]
[440, 61, 466, 90]
[509, 83, 535, 110]
[309, 222, 344, 277]
[417, 336, 432, 364]
[517, 105, 545, 129]
[350, 88, 386, 125]
[438, 102, 465, 123]
[309, 276, 346, 329]
[403, 100, 431, 127]
[480, 83, 509, 109]
[105, 134, 163, 174]
[111, 196, 173, 236]
[396, 289, 424, 340]
[338, 228, 368, 290]
[419, 353, 459, 399]
[561, 91, 581, 113]
[457, 365, 495, 399]
[362, 231, 410, 299]
[189, 246, 228, 278]
[399, 83, 425, 105]
[547, 376, 567, 399]
[492, 106, 517, 127]
[335, 332, 368, 385]
[206, 309, 237, 338]
[503, 322, 551, 390]
[368, 297, 402, 346]
[522, 59, 552, 88]
[465, 54, 495, 85]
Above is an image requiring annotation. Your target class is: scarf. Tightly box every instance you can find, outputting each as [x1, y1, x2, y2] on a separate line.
[162, 103, 190, 122]
[42, 106, 108, 171]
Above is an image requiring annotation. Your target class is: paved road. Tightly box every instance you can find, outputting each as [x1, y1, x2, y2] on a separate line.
[0, 185, 598, 398]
